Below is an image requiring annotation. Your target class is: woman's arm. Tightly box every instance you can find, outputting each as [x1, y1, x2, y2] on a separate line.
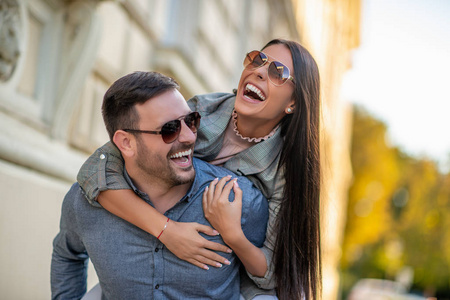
[203, 176, 268, 277]
[77, 142, 232, 269]
[98, 189, 232, 269]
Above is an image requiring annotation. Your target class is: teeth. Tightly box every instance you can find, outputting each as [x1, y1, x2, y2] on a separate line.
[170, 149, 192, 159]
[245, 84, 266, 101]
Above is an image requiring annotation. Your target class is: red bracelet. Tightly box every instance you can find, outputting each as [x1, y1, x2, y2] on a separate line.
[157, 217, 170, 239]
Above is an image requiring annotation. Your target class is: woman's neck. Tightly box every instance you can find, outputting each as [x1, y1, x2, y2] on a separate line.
[235, 115, 279, 139]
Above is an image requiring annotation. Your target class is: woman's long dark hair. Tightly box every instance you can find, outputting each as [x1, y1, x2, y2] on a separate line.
[263, 39, 322, 300]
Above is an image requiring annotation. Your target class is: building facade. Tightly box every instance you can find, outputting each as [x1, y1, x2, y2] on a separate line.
[0, 0, 359, 298]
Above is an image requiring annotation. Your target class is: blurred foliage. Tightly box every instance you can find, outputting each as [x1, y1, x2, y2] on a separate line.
[340, 106, 450, 299]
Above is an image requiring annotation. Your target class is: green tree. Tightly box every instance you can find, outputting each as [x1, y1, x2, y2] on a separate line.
[340, 106, 450, 299]
[342, 107, 401, 267]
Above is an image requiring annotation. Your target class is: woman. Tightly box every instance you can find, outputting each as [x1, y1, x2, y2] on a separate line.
[77, 39, 321, 299]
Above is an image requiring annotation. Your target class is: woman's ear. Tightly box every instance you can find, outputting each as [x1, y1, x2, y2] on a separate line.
[285, 100, 295, 114]
[113, 130, 136, 158]
[288, 98, 295, 109]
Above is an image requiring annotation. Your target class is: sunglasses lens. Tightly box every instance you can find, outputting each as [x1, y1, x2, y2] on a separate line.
[160, 112, 201, 144]
[268, 61, 290, 86]
[184, 112, 201, 132]
[244, 51, 267, 69]
[244, 51, 293, 86]
[161, 120, 181, 143]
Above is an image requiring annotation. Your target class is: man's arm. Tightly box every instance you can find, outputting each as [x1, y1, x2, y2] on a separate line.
[51, 184, 89, 300]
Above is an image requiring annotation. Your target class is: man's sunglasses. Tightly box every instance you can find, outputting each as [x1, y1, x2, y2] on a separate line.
[123, 112, 201, 144]
[243, 50, 295, 86]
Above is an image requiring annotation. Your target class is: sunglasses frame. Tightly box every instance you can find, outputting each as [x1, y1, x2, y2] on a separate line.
[123, 111, 201, 144]
[244, 50, 295, 86]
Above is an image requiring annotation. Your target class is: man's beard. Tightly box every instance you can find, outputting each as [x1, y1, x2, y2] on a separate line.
[135, 138, 194, 188]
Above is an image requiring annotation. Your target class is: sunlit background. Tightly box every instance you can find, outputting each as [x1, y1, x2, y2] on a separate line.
[341, 0, 450, 299]
[0, 0, 449, 299]
[343, 0, 450, 172]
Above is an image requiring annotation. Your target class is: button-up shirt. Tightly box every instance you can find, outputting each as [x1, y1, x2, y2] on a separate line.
[51, 158, 268, 300]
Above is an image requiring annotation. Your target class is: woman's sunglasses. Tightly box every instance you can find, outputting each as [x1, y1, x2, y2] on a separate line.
[243, 50, 295, 86]
[123, 112, 201, 144]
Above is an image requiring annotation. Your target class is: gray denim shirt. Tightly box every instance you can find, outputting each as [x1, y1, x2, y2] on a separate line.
[53, 158, 268, 300]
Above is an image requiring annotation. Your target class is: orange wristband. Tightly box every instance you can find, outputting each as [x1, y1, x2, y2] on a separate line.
[157, 218, 170, 239]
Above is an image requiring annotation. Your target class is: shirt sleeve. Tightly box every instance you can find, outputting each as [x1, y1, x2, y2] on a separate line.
[76, 141, 131, 206]
[240, 179, 269, 249]
[245, 176, 284, 290]
[51, 184, 90, 299]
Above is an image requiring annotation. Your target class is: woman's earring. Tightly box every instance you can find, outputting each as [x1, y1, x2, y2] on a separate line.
[286, 107, 293, 114]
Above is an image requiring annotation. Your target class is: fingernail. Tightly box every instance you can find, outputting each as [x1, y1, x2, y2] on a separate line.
[227, 175, 232, 178]
[227, 249, 232, 253]
[224, 259, 231, 265]
[233, 179, 239, 187]
[216, 263, 223, 268]
[205, 186, 209, 191]
[204, 265, 209, 270]
[213, 230, 220, 235]
[214, 178, 218, 182]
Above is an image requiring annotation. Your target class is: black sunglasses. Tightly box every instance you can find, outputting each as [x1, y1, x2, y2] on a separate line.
[123, 112, 201, 144]
[244, 50, 295, 86]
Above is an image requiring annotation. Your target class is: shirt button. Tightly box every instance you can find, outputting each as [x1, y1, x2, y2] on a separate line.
[100, 154, 106, 160]
[155, 248, 159, 252]
[155, 284, 160, 289]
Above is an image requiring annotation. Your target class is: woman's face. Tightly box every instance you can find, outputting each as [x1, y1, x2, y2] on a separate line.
[235, 44, 295, 135]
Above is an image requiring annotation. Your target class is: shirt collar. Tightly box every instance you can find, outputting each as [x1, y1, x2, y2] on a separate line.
[123, 162, 202, 203]
[123, 169, 148, 198]
[183, 158, 203, 202]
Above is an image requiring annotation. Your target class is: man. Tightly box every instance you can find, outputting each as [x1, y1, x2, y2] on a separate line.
[51, 71, 268, 299]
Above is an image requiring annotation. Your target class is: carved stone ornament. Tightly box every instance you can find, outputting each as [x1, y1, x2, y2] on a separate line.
[0, 0, 21, 82]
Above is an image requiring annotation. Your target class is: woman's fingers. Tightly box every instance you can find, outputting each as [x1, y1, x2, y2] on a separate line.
[160, 221, 232, 269]
[202, 187, 209, 211]
[202, 176, 243, 242]
[204, 177, 219, 205]
[204, 175, 234, 209]
[186, 248, 232, 270]
[232, 179, 242, 205]
[207, 177, 219, 192]
[205, 175, 235, 202]
[213, 176, 232, 198]
[219, 179, 236, 202]
[195, 248, 232, 267]
[195, 224, 232, 252]
[183, 235, 232, 269]
[186, 258, 210, 270]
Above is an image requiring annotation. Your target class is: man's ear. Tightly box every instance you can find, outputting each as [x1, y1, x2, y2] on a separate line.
[113, 130, 136, 158]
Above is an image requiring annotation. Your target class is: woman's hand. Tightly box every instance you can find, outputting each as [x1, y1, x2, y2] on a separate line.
[202, 176, 244, 243]
[203, 176, 268, 277]
[159, 220, 232, 270]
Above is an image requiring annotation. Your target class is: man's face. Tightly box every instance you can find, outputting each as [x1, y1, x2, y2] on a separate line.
[133, 89, 196, 188]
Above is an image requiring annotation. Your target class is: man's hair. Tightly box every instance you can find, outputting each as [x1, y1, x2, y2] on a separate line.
[102, 71, 179, 141]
